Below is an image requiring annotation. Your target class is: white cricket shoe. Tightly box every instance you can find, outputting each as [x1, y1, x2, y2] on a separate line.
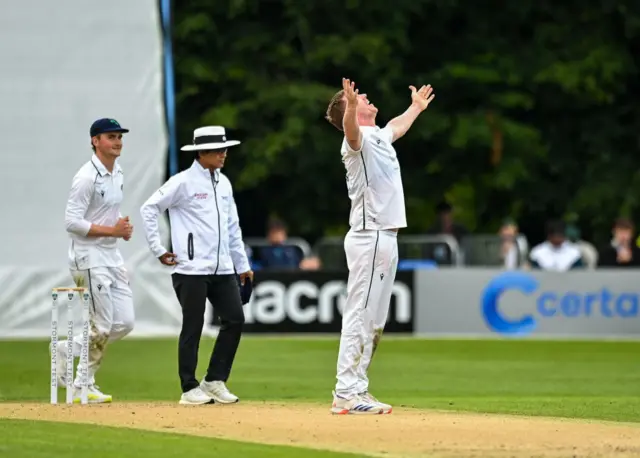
[331, 391, 385, 415]
[49, 340, 68, 386]
[179, 387, 213, 405]
[360, 392, 393, 414]
[73, 384, 112, 404]
[200, 380, 239, 404]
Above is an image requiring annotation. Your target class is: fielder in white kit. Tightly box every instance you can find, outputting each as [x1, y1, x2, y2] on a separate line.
[325, 78, 435, 414]
[55, 118, 135, 403]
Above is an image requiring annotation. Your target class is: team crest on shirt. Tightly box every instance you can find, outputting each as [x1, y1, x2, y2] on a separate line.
[194, 193, 209, 200]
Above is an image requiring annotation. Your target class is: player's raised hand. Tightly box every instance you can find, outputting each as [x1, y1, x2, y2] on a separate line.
[409, 84, 435, 111]
[342, 78, 359, 107]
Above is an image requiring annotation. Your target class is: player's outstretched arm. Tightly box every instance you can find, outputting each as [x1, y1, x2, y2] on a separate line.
[386, 84, 435, 143]
[342, 78, 363, 152]
[65, 176, 131, 239]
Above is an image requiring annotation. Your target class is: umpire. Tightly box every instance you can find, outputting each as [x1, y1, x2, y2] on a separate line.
[140, 126, 253, 405]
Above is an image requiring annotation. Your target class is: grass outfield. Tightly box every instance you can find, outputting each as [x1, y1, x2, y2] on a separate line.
[0, 419, 365, 457]
[1, 337, 639, 422]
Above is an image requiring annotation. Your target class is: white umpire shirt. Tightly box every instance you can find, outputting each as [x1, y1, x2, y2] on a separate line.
[65, 154, 125, 270]
[140, 160, 250, 276]
[342, 125, 407, 231]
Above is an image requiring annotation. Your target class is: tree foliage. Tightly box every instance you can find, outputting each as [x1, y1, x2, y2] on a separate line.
[172, 0, 640, 246]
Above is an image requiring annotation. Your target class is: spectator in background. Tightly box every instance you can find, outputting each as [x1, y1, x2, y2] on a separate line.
[529, 220, 584, 271]
[427, 201, 469, 243]
[257, 218, 304, 269]
[597, 218, 640, 268]
[498, 219, 520, 269]
[565, 223, 598, 268]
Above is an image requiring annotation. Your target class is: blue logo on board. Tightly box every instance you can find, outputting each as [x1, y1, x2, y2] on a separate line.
[481, 272, 639, 335]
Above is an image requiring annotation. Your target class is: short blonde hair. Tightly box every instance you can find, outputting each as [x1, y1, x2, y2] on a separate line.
[325, 90, 345, 131]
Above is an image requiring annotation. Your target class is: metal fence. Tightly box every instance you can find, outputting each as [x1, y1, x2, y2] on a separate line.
[243, 234, 534, 270]
[459, 234, 530, 267]
[312, 234, 463, 270]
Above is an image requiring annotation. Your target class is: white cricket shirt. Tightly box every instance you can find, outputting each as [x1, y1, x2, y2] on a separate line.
[140, 160, 251, 276]
[341, 125, 407, 231]
[65, 154, 125, 269]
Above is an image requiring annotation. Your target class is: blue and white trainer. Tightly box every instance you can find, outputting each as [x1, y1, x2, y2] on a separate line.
[330, 391, 384, 415]
[360, 392, 392, 414]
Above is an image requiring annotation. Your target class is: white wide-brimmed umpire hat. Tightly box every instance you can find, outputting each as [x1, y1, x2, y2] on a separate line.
[180, 126, 240, 151]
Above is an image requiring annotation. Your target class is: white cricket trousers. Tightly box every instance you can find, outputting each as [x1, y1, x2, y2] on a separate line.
[68, 266, 135, 387]
[335, 228, 398, 399]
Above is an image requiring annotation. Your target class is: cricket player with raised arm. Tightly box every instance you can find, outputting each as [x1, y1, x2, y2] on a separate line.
[58, 118, 135, 403]
[325, 78, 435, 414]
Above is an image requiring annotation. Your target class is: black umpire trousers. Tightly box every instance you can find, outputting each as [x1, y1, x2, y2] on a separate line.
[172, 273, 245, 393]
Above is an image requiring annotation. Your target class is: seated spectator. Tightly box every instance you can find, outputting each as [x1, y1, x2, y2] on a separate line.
[498, 219, 520, 269]
[565, 223, 598, 268]
[529, 220, 584, 271]
[426, 201, 469, 243]
[597, 218, 640, 268]
[256, 218, 304, 270]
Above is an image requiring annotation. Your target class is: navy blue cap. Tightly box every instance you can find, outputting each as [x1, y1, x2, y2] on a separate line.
[90, 118, 129, 137]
